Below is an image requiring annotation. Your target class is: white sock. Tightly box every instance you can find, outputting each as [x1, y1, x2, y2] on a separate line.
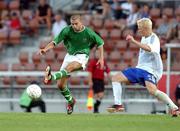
[112, 82, 122, 105]
[155, 90, 178, 110]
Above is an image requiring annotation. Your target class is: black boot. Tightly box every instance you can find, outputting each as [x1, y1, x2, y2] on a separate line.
[93, 100, 101, 113]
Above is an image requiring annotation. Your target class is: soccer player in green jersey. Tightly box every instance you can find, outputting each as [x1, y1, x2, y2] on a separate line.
[38, 15, 104, 114]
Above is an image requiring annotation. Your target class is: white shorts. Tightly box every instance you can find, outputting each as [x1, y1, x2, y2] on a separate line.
[60, 53, 89, 71]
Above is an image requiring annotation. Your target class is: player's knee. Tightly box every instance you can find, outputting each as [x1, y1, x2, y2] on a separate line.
[112, 75, 119, 82]
[57, 81, 64, 89]
[148, 88, 156, 95]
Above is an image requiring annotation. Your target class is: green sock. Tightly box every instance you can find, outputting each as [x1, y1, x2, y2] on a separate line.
[60, 86, 73, 104]
[52, 69, 68, 80]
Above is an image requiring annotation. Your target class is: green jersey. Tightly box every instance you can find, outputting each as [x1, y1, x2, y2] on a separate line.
[53, 26, 104, 56]
[19, 90, 32, 107]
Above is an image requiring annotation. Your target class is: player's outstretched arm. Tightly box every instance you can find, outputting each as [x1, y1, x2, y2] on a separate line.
[38, 41, 55, 55]
[126, 35, 151, 52]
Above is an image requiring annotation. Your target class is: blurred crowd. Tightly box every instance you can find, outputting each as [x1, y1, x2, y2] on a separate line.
[0, 0, 180, 73]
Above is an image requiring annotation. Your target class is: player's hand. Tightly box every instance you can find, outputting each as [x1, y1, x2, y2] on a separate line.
[96, 58, 104, 70]
[126, 35, 134, 42]
[37, 48, 46, 55]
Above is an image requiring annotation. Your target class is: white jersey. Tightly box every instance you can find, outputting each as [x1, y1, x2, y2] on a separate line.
[136, 32, 163, 81]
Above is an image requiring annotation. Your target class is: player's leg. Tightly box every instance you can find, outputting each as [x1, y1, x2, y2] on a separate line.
[57, 77, 76, 114]
[94, 91, 104, 113]
[44, 61, 82, 83]
[28, 100, 46, 113]
[44, 54, 88, 83]
[38, 100, 46, 113]
[107, 72, 129, 113]
[145, 81, 179, 116]
[92, 79, 104, 113]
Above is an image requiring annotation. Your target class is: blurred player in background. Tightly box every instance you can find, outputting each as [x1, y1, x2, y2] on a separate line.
[88, 49, 111, 113]
[107, 18, 180, 117]
[19, 81, 46, 113]
[38, 15, 104, 115]
[175, 83, 180, 108]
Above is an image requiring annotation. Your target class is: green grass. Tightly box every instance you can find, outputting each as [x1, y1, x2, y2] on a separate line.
[0, 113, 180, 131]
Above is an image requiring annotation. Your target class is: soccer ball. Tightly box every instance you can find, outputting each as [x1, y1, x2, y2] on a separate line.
[26, 84, 42, 99]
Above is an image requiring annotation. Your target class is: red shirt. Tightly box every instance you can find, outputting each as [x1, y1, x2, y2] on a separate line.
[88, 59, 110, 80]
[10, 19, 21, 30]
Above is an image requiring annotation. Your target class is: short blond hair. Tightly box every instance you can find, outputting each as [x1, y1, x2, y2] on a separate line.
[137, 18, 152, 29]
[70, 15, 81, 21]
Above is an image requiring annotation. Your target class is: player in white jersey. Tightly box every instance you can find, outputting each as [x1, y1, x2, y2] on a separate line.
[107, 18, 180, 117]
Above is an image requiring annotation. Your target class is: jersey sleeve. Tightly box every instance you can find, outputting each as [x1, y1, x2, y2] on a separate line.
[89, 29, 104, 48]
[148, 35, 160, 53]
[53, 27, 68, 46]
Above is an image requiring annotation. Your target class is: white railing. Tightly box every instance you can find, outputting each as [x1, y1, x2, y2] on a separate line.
[165, 43, 180, 97]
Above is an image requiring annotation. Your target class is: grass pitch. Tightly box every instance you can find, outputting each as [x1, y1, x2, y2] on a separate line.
[0, 113, 180, 131]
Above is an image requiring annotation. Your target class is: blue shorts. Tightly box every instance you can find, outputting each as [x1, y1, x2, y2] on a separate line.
[122, 68, 157, 86]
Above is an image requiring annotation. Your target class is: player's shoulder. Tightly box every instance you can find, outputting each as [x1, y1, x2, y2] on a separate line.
[62, 25, 71, 31]
[151, 32, 159, 41]
[151, 32, 159, 39]
[61, 25, 72, 34]
[85, 27, 95, 33]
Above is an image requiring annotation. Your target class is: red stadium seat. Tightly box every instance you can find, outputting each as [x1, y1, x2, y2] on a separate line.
[51, 61, 61, 71]
[44, 51, 55, 65]
[109, 29, 121, 40]
[116, 62, 128, 70]
[16, 76, 28, 85]
[129, 42, 139, 51]
[69, 77, 81, 85]
[83, 77, 89, 85]
[109, 51, 121, 63]
[115, 40, 128, 52]
[24, 63, 35, 71]
[91, 19, 103, 29]
[32, 52, 41, 66]
[9, 30, 21, 45]
[104, 40, 115, 53]
[57, 51, 66, 63]
[2, 77, 11, 85]
[0, 31, 8, 44]
[0, 1, 7, 10]
[150, 8, 160, 20]
[123, 51, 134, 64]
[99, 29, 108, 40]
[36, 63, 48, 71]
[28, 76, 39, 82]
[0, 63, 8, 71]
[19, 52, 29, 65]
[53, 44, 65, 56]
[29, 18, 39, 34]
[104, 19, 114, 31]
[107, 61, 119, 70]
[11, 63, 23, 71]
[162, 8, 173, 18]
[130, 57, 138, 67]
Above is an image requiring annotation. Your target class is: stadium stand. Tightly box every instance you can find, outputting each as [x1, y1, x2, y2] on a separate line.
[0, 0, 180, 113]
